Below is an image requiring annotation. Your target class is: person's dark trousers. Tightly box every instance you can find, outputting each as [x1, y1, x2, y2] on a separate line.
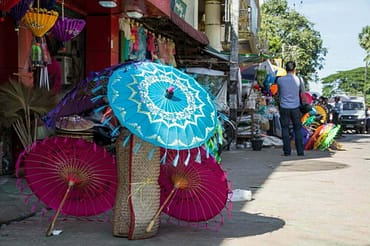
[279, 107, 304, 156]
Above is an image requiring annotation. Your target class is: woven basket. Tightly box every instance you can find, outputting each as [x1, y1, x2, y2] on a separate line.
[112, 130, 160, 240]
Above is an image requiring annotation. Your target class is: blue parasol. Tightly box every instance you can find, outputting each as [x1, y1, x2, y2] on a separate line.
[107, 61, 218, 151]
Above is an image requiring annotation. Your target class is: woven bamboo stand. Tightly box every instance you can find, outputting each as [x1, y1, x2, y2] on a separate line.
[112, 130, 161, 240]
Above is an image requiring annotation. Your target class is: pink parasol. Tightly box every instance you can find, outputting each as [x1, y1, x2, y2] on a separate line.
[147, 147, 229, 231]
[18, 136, 117, 235]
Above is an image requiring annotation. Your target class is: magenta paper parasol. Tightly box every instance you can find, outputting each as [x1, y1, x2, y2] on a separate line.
[50, 16, 86, 42]
[20, 136, 117, 235]
[155, 148, 229, 225]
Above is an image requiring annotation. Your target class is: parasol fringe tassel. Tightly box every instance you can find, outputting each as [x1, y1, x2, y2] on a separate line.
[24, 194, 32, 205]
[206, 147, 210, 159]
[91, 95, 104, 103]
[160, 150, 167, 164]
[101, 116, 113, 127]
[94, 105, 108, 113]
[122, 134, 131, 147]
[134, 142, 142, 154]
[110, 126, 121, 137]
[148, 147, 156, 160]
[16, 178, 23, 190]
[91, 84, 104, 94]
[31, 203, 37, 213]
[173, 152, 179, 167]
[218, 123, 224, 144]
[195, 148, 201, 163]
[184, 150, 190, 166]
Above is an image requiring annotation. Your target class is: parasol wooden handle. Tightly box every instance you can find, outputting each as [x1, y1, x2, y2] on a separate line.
[146, 187, 177, 233]
[46, 180, 74, 236]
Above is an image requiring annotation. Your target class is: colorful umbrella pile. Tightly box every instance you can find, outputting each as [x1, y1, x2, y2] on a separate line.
[16, 136, 118, 236]
[302, 105, 341, 151]
[43, 61, 225, 239]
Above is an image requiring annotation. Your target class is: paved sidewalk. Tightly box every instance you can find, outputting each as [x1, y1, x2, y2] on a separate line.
[1, 134, 370, 245]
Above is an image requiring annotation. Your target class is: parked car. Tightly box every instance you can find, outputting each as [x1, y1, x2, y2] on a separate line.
[339, 97, 367, 133]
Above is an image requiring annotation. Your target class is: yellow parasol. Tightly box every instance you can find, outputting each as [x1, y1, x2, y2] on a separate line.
[271, 64, 287, 76]
[22, 0, 58, 37]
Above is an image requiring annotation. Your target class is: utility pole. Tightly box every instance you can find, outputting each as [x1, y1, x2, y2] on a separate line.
[229, 0, 239, 122]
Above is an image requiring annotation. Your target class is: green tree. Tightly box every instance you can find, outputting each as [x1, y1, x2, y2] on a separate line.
[321, 67, 369, 104]
[259, 0, 327, 85]
[358, 25, 370, 100]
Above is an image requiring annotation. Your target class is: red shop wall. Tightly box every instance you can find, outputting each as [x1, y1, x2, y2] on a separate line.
[0, 18, 18, 84]
[85, 15, 119, 74]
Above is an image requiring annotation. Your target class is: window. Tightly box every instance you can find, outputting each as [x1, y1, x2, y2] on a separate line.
[342, 102, 364, 110]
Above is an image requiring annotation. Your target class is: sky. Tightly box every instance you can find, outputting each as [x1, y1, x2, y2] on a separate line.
[286, 0, 370, 93]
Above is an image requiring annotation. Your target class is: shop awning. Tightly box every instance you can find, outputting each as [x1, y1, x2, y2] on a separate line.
[203, 46, 272, 64]
[169, 11, 209, 45]
[141, 11, 208, 46]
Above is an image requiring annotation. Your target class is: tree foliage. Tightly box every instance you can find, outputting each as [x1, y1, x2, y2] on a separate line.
[359, 25, 370, 62]
[321, 67, 370, 105]
[259, 0, 327, 85]
[358, 26, 370, 102]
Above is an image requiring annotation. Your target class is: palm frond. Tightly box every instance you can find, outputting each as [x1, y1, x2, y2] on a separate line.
[0, 79, 58, 149]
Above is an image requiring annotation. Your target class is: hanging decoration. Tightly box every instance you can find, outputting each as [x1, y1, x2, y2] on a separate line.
[50, 0, 85, 44]
[8, 0, 34, 31]
[50, 17, 85, 42]
[22, 0, 58, 37]
[31, 40, 42, 66]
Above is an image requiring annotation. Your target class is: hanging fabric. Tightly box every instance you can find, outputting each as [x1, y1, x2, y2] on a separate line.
[136, 23, 147, 60]
[118, 17, 131, 62]
[31, 41, 42, 67]
[146, 31, 155, 60]
[168, 39, 176, 67]
[39, 66, 50, 90]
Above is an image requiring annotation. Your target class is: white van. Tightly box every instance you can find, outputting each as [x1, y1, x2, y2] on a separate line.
[340, 96, 367, 133]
